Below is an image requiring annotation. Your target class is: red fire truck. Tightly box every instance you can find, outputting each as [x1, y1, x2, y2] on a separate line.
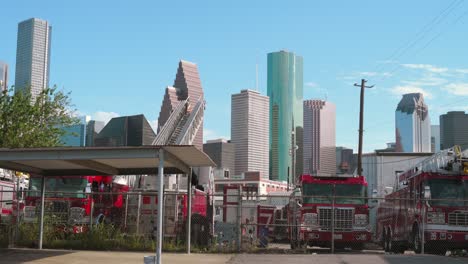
[289, 174, 371, 250]
[25, 175, 128, 232]
[0, 179, 15, 223]
[376, 146, 468, 254]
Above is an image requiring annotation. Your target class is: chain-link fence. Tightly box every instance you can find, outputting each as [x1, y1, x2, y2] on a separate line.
[1, 188, 468, 256]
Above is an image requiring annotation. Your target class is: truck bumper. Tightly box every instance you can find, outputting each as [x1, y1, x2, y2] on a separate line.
[424, 229, 468, 249]
[301, 230, 371, 247]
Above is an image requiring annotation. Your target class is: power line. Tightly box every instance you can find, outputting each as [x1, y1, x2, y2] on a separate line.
[378, 2, 468, 82]
[372, 0, 464, 76]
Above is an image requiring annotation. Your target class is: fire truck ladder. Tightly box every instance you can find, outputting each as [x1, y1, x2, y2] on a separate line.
[153, 96, 205, 146]
[408, 146, 468, 179]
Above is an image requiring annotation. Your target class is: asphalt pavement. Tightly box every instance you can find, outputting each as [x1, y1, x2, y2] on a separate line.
[0, 249, 467, 264]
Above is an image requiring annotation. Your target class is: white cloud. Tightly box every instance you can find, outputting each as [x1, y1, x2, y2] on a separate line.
[455, 69, 468, 74]
[92, 111, 120, 124]
[443, 83, 468, 96]
[401, 64, 448, 73]
[360, 72, 378, 77]
[204, 129, 228, 143]
[390, 85, 433, 99]
[305, 82, 318, 88]
[402, 76, 447, 87]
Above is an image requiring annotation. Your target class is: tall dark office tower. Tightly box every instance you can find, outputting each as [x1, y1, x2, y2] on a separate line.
[395, 93, 431, 152]
[15, 18, 51, 102]
[440, 111, 468, 150]
[267, 50, 303, 183]
[94, 115, 156, 147]
[203, 139, 235, 178]
[85, 120, 105, 147]
[157, 60, 204, 149]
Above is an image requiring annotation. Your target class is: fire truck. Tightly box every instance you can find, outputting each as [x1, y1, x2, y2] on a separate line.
[0, 179, 14, 223]
[129, 188, 209, 240]
[289, 174, 371, 250]
[376, 146, 468, 254]
[25, 175, 129, 232]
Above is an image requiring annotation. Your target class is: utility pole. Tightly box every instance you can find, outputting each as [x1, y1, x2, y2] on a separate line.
[354, 79, 374, 176]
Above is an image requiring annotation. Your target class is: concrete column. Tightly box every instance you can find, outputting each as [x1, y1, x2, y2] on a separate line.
[38, 175, 46, 249]
[156, 149, 164, 264]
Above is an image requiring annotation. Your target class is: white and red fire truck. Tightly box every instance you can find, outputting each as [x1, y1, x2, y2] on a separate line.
[376, 146, 468, 254]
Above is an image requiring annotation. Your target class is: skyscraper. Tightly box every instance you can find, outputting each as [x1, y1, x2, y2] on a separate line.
[15, 18, 51, 102]
[203, 139, 235, 179]
[94, 115, 156, 147]
[267, 50, 303, 183]
[231, 89, 269, 178]
[0, 61, 8, 91]
[157, 60, 204, 149]
[431, 125, 440, 153]
[60, 116, 88, 147]
[303, 100, 336, 176]
[440, 111, 468, 150]
[85, 120, 105, 147]
[395, 93, 431, 152]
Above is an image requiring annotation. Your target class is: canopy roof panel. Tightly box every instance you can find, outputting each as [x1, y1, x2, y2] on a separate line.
[0, 145, 215, 176]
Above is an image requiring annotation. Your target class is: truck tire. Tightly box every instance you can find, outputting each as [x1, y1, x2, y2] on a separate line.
[413, 225, 422, 254]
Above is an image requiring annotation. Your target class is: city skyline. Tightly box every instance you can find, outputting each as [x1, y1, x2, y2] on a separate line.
[1, 1, 468, 152]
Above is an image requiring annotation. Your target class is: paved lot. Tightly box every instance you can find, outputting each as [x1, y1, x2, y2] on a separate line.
[0, 249, 466, 264]
[0, 249, 233, 264]
[228, 254, 467, 264]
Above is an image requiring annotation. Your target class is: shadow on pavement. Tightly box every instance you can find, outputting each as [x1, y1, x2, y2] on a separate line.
[0, 248, 74, 264]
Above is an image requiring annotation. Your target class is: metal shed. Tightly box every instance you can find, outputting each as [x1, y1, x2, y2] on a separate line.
[0, 145, 215, 264]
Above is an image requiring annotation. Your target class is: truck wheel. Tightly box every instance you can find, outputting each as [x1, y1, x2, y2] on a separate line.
[382, 229, 388, 252]
[384, 228, 391, 252]
[290, 240, 296, 250]
[413, 226, 422, 254]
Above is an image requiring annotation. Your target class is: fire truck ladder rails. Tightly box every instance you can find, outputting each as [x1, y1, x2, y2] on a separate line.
[152, 97, 190, 145]
[402, 146, 468, 183]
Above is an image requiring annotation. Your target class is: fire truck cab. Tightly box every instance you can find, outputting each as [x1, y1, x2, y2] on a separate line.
[289, 174, 371, 250]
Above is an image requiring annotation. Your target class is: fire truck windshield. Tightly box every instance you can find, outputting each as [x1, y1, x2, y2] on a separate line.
[427, 179, 468, 207]
[29, 177, 88, 198]
[303, 184, 366, 205]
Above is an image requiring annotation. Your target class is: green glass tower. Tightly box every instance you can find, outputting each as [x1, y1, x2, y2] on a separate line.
[267, 50, 303, 183]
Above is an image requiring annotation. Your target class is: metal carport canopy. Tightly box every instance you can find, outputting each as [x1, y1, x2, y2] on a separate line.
[0, 145, 215, 176]
[0, 145, 215, 264]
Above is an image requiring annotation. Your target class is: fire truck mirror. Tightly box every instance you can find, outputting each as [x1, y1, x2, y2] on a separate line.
[423, 185, 431, 199]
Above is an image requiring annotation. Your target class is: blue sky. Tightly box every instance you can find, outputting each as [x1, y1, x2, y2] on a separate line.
[1, 0, 468, 152]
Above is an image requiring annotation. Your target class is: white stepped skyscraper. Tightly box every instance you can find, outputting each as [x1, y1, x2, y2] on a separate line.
[231, 89, 270, 178]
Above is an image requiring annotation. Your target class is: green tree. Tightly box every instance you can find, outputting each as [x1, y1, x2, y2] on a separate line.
[0, 86, 78, 148]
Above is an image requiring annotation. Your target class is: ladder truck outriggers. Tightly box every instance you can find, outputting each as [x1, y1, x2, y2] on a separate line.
[376, 146, 468, 254]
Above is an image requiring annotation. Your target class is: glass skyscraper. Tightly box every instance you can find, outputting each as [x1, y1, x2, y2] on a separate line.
[395, 93, 431, 152]
[267, 50, 303, 183]
[15, 18, 51, 102]
[0, 61, 8, 91]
